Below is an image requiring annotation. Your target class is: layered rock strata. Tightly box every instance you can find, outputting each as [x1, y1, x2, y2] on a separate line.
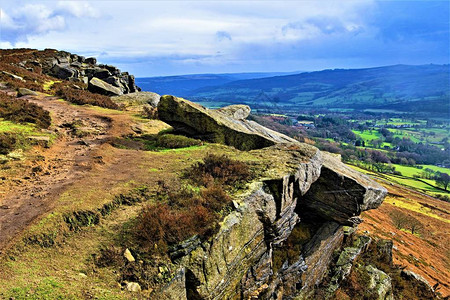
[156, 96, 387, 299]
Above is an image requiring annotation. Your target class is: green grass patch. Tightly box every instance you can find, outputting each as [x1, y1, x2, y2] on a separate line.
[4, 277, 77, 300]
[392, 164, 450, 177]
[347, 163, 449, 198]
[352, 129, 382, 141]
[0, 119, 56, 154]
[418, 164, 450, 175]
[43, 80, 59, 91]
[381, 174, 448, 197]
[0, 119, 39, 134]
[113, 133, 204, 152]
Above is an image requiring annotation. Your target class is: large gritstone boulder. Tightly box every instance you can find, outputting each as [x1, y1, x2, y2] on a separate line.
[49, 64, 76, 79]
[157, 95, 298, 151]
[112, 91, 160, 108]
[88, 77, 123, 96]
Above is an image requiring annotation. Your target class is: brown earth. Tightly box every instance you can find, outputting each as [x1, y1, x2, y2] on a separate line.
[358, 180, 450, 298]
[0, 90, 156, 252]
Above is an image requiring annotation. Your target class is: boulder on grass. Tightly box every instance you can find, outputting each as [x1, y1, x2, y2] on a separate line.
[157, 95, 298, 151]
[112, 92, 160, 108]
[88, 77, 122, 96]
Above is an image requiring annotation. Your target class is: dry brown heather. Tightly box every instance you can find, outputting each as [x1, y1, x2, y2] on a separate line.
[51, 82, 119, 109]
[357, 181, 450, 297]
[0, 93, 51, 128]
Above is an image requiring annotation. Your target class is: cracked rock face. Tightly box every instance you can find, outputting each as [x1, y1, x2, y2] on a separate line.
[159, 148, 386, 299]
[155, 97, 387, 299]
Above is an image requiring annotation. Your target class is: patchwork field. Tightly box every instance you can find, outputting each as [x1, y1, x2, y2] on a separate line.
[350, 165, 449, 198]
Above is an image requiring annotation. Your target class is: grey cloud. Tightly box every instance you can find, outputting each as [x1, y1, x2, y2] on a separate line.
[282, 17, 363, 37]
[216, 31, 232, 41]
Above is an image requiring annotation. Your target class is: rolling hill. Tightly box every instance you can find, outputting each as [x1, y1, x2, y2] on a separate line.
[135, 71, 298, 96]
[144, 65, 449, 115]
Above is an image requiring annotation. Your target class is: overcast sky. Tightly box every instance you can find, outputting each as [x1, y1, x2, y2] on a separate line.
[1, 1, 449, 76]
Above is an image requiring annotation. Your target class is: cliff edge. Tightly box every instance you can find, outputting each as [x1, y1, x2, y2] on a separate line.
[155, 95, 387, 299]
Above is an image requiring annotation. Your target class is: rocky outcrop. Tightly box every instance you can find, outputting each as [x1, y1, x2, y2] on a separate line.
[325, 235, 372, 297]
[159, 147, 386, 299]
[158, 95, 299, 151]
[364, 265, 394, 300]
[154, 96, 388, 299]
[159, 144, 322, 299]
[401, 270, 435, 296]
[20, 50, 140, 95]
[294, 222, 345, 299]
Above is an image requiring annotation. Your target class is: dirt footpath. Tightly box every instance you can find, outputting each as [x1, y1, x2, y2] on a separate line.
[0, 92, 135, 251]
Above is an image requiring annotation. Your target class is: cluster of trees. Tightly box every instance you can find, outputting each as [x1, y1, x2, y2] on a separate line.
[389, 210, 423, 235]
[307, 116, 356, 142]
[318, 139, 450, 188]
[295, 114, 449, 167]
[435, 172, 450, 191]
[257, 112, 449, 195]
[391, 139, 449, 165]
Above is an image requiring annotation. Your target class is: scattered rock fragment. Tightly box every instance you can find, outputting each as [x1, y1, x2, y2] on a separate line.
[17, 88, 38, 97]
[126, 282, 141, 292]
[1, 71, 23, 81]
[124, 248, 135, 262]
